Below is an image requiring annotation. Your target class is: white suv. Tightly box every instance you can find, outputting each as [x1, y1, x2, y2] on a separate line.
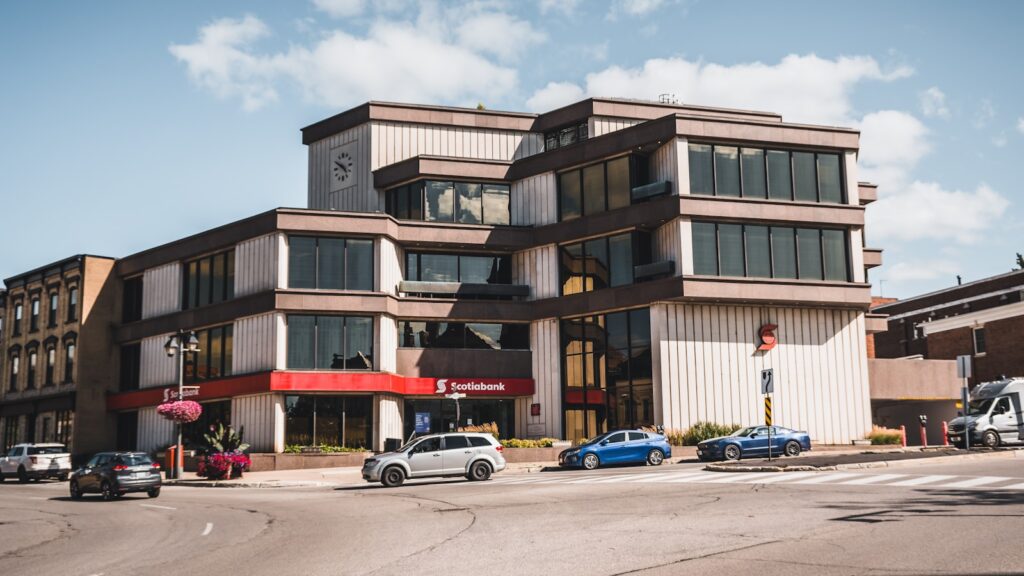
[0, 443, 72, 482]
[362, 433, 506, 487]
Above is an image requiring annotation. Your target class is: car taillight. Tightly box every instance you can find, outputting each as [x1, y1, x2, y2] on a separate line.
[495, 445, 503, 452]
[113, 465, 129, 471]
[151, 462, 161, 469]
[30, 457, 38, 464]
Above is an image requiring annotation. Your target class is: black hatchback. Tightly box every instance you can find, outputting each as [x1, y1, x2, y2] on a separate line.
[70, 452, 162, 500]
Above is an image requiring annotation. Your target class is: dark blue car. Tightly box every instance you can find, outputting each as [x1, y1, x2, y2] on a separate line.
[696, 426, 811, 461]
[559, 430, 672, 470]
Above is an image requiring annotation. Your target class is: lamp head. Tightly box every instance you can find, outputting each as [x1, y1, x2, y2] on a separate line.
[164, 336, 179, 357]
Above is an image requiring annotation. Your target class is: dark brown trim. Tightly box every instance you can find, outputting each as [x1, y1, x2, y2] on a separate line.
[680, 195, 865, 227]
[116, 292, 276, 343]
[531, 97, 785, 134]
[373, 156, 511, 189]
[679, 276, 873, 308]
[533, 194, 679, 246]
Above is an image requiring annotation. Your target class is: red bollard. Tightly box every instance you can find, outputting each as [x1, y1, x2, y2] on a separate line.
[899, 425, 907, 447]
[942, 421, 949, 446]
[920, 424, 928, 448]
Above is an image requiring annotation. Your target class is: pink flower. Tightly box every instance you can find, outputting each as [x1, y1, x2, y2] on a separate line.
[156, 400, 203, 423]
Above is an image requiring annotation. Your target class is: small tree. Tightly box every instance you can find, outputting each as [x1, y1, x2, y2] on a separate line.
[1016, 252, 1024, 270]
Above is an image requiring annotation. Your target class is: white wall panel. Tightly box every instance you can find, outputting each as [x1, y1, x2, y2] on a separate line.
[512, 244, 559, 300]
[591, 116, 644, 137]
[511, 172, 558, 226]
[377, 237, 403, 295]
[378, 315, 397, 373]
[231, 393, 282, 453]
[308, 123, 375, 213]
[136, 407, 174, 454]
[652, 219, 683, 276]
[516, 319, 561, 439]
[141, 262, 181, 319]
[235, 233, 280, 297]
[651, 303, 871, 445]
[140, 334, 176, 389]
[677, 137, 691, 195]
[233, 313, 277, 375]
[649, 139, 680, 195]
[375, 394, 404, 451]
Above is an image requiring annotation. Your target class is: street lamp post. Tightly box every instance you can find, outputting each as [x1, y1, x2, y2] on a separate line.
[445, 392, 466, 431]
[164, 331, 200, 480]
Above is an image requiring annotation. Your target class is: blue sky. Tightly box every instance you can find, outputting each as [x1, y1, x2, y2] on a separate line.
[1, 0, 1021, 298]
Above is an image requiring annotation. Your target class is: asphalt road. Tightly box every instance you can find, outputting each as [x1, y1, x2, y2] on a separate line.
[2, 458, 1023, 576]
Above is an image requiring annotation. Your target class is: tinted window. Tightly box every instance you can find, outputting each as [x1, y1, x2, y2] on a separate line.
[771, 227, 797, 279]
[318, 238, 345, 290]
[688, 144, 714, 195]
[718, 224, 745, 277]
[608, 233, 634, 287]
[606, 432, 626, 444]
[468, 436, 491, 447]
[287, 316, 316, 369]
[425, 181, 455, 222]
[797, 228, 823, 280]
[420, 254, 459, 283]
[560, 171, 582, 220]
[413, 438, 441, 453]
[792, 152, 817, 202]
[817, 154, 843, 203]
[713, 146, 740, 197]
[583, 164, 606, 215]
[585, 238, 609, 291]
[692, 222, 718, 275]
[481, 184, 510, 225]
[628, 432, 646, 441]
[27, 445, 66, 455]
[444, 436, 470, 450]
[740, 148, 767, 199]
[745, 226, 771, 278]
[289, 237, 317, 289]
[766, 150, 792, 200]
[456, 182, 482, 224]
[606, 156, 631, 210]
[346, 239, 373, 291]
[821, 229, 848, 281]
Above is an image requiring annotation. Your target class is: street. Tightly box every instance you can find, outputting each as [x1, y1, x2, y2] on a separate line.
[2, 458, 1023, 576]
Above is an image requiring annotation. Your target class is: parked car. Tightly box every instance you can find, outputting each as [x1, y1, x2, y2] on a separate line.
[362, 433, 506, 487]
[696, 426, 811, 461]
[559, 430, 672, 470]
[948, 377, 1024, 448]
[0, 443, 72, 483]
[69, 452, 162, 500]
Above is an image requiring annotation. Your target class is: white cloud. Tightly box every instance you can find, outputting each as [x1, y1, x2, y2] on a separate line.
[539, 0, 582, 15]
[884, 259, 960, 283]
[526, 54, 912, 125]
[311, 0, 366, 18]
[1017, 117, 1024, 134]
[868, 182, 1009, 245]
[993, 132, 1008, 147]
[608, 0, 667, 19]
[455, 12, 546, 62]
[919, 86, 949, 118]
[974, 98, 995, 128]
[170, 12, 522, 111]
[168, 15, 281, 112]
[857, 110, 930, 188]
[526, 81, 585, 112]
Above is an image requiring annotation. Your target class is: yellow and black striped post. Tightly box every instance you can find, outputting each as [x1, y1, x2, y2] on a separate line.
[764, 395, 773, 426]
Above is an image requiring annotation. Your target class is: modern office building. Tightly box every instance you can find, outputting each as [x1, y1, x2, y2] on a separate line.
[1, 255, 119, 457]
[102, 98, 884, 455]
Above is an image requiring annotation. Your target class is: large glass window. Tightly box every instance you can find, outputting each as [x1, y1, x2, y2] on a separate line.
[405, 253, 511, 285]
[286, 315, 373, 371]
[559, 171, 582, 220]
[559, 156, 637, 221]
[286, 395, 373, 449]
[481, 184, 510, 225]
[63, 341, 75, 384]
[456, 182, 482, 224]
[404, 398, 514, 439]
[560, 232, 641, 295]
[184, 325, 233, 382]
[67, 288, 78, 322]
[119, 343, 141, 392]
[561, 308, 652, 443]
[30, 298, 39, 332]
[425, 180, 455, 222]
[606, 156, 631, 210]
[47, 293, 58, 328]
[387, 180, 509, 225]
[182, 250, 235, 310]
[544, 121, 589, 151]
[288, 236, 373, 291]
[690, 143, 845, 204]
[122, 277, 143, 323]
[398, 321, 529, 350]
[13, 302, 23, 336]
[692, 222, 849, 282]
[583, 164, 606, 215]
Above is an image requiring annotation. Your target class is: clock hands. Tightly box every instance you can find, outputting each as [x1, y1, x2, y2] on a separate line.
[334, 160, 350, 175]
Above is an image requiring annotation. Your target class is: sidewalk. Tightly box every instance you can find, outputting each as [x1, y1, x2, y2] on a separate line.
[707, 446, 1024, 473]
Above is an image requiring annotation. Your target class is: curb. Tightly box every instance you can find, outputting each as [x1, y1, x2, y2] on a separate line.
[704, 448, 1023, 473]
[164, 479, 344, 488]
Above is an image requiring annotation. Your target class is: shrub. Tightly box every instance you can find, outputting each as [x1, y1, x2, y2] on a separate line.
[457, 421, 500, 439]
[681, 422, 742, 445]
[283, 444, 368, 453]
[156, 400, 203, 423]
[198, 451, 251, 480]
[500, 438, 558, 448]
[201, 423, 249, 454]
[867, 426, 903, 445]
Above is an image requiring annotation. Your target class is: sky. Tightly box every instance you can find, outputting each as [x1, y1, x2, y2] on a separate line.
[1, 0, 1022, 299]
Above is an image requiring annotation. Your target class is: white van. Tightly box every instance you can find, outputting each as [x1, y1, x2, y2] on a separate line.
[947, 377, 1024, 448]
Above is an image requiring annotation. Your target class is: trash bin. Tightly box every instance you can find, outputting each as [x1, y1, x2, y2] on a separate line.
[164, 446, 177, 479]
[384, 438, 402, 452]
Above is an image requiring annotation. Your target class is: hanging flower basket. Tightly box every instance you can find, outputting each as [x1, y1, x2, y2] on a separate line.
[156, 400, 203, 423]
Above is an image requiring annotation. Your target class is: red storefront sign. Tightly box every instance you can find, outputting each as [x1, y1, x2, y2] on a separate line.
[757, 323, 778, 352]
[431, 378, 534, 396]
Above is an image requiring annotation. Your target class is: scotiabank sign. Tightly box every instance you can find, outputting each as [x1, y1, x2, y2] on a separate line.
[434, 378, 534, 396]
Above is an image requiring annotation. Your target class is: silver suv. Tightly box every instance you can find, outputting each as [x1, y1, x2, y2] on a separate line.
[362, 433, 506, 487]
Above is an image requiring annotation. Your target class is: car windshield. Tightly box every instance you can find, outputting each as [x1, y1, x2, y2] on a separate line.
[581, 433, 613, 446]
[731, 427, 757, 437]
[115, 454, 152, 466]
[28, 445, 66, 455]
[968, 398, 994, 416]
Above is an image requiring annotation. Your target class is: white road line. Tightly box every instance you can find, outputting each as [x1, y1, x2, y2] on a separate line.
[741, 472, 817, 484]
[791, 473, 859, 485]
[1000, 481, 1024, 490]
[631, 472, 708, 483]
[28, 496, 46, 500]
[838, 474, 908, 485]
[566, 475, 636, 484]
[664, 473, 723, 483]
[938, 476, 1013, 489]
[699, 473, 768, 483]
[887, 475, 956, 487]
[201, 522, 213, 536]
[140, 503, 177, 511]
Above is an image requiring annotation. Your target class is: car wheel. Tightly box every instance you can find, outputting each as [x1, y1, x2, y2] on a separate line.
[147, 487, 161, 498]
[381, 466, 406, 488]
[69, 480, 83, 500]
[647, 449, 665, 466]
[784, 441, 802, 457]
[723, 444, 742, 461]
[58, 474, 68, 482]
[582, 453, 600, 470]
[982, 430, 1000, 449]
[469, 461, 492, 481]
[101, 481, 116, 501]
[0, 472, 5, 483]
[17, 467, 28, 483]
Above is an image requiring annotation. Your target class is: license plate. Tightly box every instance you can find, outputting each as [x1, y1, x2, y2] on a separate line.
[133, 472, 145, 478]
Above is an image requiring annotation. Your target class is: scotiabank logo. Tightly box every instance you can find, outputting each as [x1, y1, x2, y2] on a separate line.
[757, 324, 778, 352]
[435, 379, 508, 394]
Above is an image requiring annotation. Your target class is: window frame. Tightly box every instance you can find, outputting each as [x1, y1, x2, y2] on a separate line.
[688, 143, 846, 204]
[181, 249, 236, 310]
[972, 327, 987, 356]
[29, 297, 40, 332]
[396, 320, 530, 350]
[286, 315, 375, 371]
[183, 324, 234, 383]
[559, 231, 641, 296]
[66, 287, 79, 322]
[386, 180, 510, 226]
[47, 292, 59, 328]
[557, 155, 637, 222]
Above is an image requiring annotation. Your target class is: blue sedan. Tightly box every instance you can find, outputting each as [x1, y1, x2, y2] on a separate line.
[559, 430, 672, 470]
[696, 426, 811, 461]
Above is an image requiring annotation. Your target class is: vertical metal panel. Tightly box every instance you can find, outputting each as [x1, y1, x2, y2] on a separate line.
[375, 394, 404, 452]
[136, 407, 174, 453]
[652, 218, 682, 275]
[591, 116, 644, 137]
[378, 237, 404, 296]
[141, 262, 181, 319]
[378, 315, 397, 373]
[231, 393, 277, 453]
[517, 318, 560, 439]
[648, 139, 679, 195]
[653, 303, 871, 444]
[512, 244, 558, 300]
[308, 123, 375, 212]
[233, 313, 277, 375]
[676, 137, 691, 195]
[510, 172, 557, 226]
[235, 233, 279, 297]
[140, 334, 176, 389]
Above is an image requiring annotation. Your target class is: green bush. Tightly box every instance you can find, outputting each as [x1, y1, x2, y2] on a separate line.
[867, 426, 903, 445]
[681, 422, 742, 445]
[500, 438, 558, 448]
[283, 444, 369, 453]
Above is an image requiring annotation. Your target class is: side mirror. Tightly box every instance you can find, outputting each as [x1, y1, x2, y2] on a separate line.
[600, 440, 609, 446]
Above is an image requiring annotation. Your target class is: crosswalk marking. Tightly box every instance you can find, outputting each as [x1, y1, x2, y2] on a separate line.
[839, 473, 907, 485]
[1001, 481, 1024, 490]
[742, 472, 816, 484]
[791, 472, 859, 484]
[698, 473, 768, 483]
[887, 475, 956, 486]
[939, 476, 1008, 489]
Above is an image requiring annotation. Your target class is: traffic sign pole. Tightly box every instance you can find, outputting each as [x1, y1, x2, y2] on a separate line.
[765, 395, 773, 461]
